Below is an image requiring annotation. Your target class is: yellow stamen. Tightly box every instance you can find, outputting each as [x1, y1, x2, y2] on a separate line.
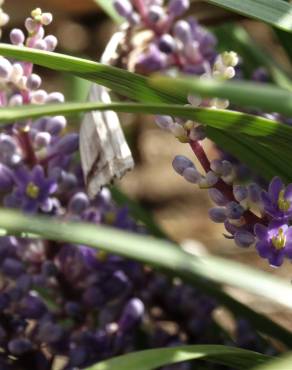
[272, 228, 286, 250]
[278, 189, 290, 212]
[26, 182, 40, 199]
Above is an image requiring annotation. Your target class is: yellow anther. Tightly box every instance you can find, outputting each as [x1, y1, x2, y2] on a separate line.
[272, 228, 286, 250]
[26, 182, 40, 199]
[278, 189, 290, 212]
[31, 8, 42, 18]
[177, 135, 190, 143]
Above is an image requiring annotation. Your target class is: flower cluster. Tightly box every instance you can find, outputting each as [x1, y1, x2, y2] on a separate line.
[113, 0, 292, 269]
[0, 5, 276, 369]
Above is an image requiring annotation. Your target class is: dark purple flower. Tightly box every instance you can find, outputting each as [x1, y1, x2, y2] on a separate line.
[5, 165, 57, 213]
[254, 221, 292, 266]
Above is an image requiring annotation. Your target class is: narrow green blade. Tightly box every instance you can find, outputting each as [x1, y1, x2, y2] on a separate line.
[86, 345, 269, 370]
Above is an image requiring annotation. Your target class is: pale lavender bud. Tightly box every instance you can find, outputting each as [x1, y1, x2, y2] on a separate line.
[209, 207, 227, 223]
[233, 185, 248, 202]
[26, 73, 42, 90]
[9, 94, 23, 106]
[168, 0, 190, 17]
[46, 116, 67, 135]
[221, 160, 233, 176]
[158, 34, 176, 54]
[46, 92, 65, 103]
[44, 35, 58, 51]
[69, 192, 90, 214]
[0, 57, 12, 79]
[208, 188, 228, 206]
[210, 159, 232, 176]
[10, 63, 23, 84]
[155, 115, 174, 130]
[34, 39, 47, 50]
[10, 28, 25, 45]
[210, 159, 223, 174]
[234, 230, 255, 248]
[113, 0, 133, 18]
[30, 90, 47, 104]
[183, 167, 201, 183]
[226, 201, 244, 220]
[41, 12, 53, 26]
[188, 95, 202, 107]
[248, 183, 261, 203]
[172, 155, 194, 175]
[34, 132, 51, 149]
[189, 125, 206, 141]
[51, 133, 79, 155]
[148, 5, 165, 23]
[119, 298, 144, 332]
[25, 17, 38, 33]
[205, 171, 218, 187]
[174, 20, 192, 44]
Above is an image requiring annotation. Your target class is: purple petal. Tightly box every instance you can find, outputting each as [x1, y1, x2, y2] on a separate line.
[284, 184, 292, 202]
[13, 167, 30, 186]
[32, 165, 45, 185]
[268, 250, 284, 267]
[268, 177, 283, 203]
[254, 224, 268, 241]
[255, 241, 270, 258]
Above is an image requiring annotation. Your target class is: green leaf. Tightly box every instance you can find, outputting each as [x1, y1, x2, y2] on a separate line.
[93, 0, 123, 24]
[0, 208, 292, 345]
[250, 353, 292, 370]
[86, 345, 270, 370]
[0, 44, 185, 105]
[150, 75, 292, 117]
[2, 101, 292, 182]
[203, 0, 292, 32]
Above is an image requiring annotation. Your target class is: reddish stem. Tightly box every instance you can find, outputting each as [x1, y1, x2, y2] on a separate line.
[189, 140, 263, 226]
[18, 129, 38, 166]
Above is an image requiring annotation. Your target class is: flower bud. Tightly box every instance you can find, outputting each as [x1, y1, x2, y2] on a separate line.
[26, 73, 42, 90]
[44, 35, 58, 51]
[155, 115, 174, 130]
[183, 167, 201, 183]
[174, 20, 192, 44]
[172, 155, 194, 175]
[234, 230, 255, 248]
[168, 0, 190, 17]
[233, 185, 248, 202]
[118, 298, 144, 332]
[69, 192, 90, 214]
[209, 207, 227, 223]
[158, 34, 176, 54]
[208, 188, 228, 206]
[113, 0, 133, 18]
[10, 28, 25, 45]
[226, 201, 244, 220]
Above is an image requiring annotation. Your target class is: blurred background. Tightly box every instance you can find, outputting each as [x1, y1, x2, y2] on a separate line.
[3, 0, 292, 331]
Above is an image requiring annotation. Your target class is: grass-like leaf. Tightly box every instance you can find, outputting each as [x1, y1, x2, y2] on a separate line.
[203, 0, 292, 32]
[0, 209, 292, 345]
[150, 75, 292, 116]
[86, 345, 270, 370]
[0, 44, 185, 104]
[250, 353, 292, 370]
[2, 101, 292, 181]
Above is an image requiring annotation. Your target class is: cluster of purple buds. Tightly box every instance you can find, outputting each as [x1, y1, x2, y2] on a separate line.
[173, 151, 292, 267]
[113, 0, 217, 75]
[112, 0, 291, 268]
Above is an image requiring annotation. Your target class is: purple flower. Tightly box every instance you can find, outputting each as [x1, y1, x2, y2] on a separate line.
[254, 221, 292, 266]
[5, 165, 57, 213]
[261, 177, 292, 220]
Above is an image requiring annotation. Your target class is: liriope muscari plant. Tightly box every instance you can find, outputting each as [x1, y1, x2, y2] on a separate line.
[113, 0, 292, 268]
[0, 2, 277, 369]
